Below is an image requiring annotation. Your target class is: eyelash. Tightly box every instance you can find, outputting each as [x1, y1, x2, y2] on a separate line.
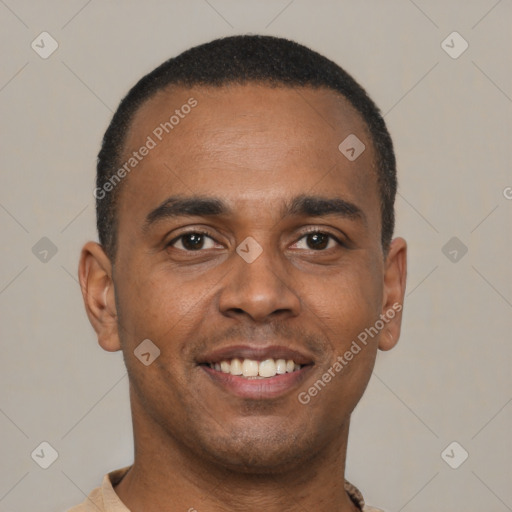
[167, 229, 218, 251]
[167, 227, 344, 251]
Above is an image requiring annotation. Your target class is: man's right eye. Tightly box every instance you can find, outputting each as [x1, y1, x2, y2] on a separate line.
[168, 231, 219, 251]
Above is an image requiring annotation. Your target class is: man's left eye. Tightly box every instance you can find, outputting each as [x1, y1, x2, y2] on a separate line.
[293, 232, 340, 251]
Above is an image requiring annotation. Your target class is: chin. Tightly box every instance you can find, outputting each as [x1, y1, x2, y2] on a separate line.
[194, 424, 317, 475]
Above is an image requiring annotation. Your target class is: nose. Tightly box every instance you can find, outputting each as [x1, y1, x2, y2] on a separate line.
[218, 241, 301, 323]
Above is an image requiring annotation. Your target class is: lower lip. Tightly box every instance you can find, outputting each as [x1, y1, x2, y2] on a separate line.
[201, 365, 312, 400]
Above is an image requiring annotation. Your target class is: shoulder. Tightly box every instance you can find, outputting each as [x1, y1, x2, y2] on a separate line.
[64, 485, 103, 511]
[64, 466, 131, 512]
[344, 479, 386, 512]
[64, 486, 102, 511]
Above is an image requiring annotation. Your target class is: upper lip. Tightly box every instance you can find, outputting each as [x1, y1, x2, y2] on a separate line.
[197, 345, 315, 365]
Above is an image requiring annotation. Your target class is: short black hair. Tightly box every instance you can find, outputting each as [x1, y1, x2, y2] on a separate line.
[96, 35, 396, 260]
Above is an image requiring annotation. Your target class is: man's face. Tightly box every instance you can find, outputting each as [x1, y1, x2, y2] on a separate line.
[95, 84, 404, 472]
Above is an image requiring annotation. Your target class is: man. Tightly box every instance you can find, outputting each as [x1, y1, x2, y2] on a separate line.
[74, 35, 407, 512]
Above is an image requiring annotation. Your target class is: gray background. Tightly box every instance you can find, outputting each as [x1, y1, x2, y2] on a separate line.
[1, 1, 511, 511]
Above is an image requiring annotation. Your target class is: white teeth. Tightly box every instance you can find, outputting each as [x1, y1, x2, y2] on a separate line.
[276, 359, 287, 374]
[208, 358, 303, 378]
[259, 359, 277, 378]
[242, 359, 259, 377]
[230, 358, 243, 375]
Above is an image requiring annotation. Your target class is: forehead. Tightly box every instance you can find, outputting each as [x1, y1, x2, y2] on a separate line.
[124, 83, 372, 165]
[117, 83, 380, 237]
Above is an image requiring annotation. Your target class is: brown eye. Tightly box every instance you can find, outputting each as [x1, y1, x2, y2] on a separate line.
[293, 231, 339, 251]
[170, 232, 217, 251]
[181, 233, 205, 250]
[305, 232, 330, 250]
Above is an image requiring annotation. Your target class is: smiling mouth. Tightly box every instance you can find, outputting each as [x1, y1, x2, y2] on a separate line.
[202, 358, 304, 379]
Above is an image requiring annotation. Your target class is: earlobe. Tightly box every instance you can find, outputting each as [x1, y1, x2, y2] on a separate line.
[78, 242, 121, 352]
[379, 237, 407, 351]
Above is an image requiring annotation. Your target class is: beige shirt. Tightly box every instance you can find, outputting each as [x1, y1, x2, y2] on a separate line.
[66, 466, 384, 512]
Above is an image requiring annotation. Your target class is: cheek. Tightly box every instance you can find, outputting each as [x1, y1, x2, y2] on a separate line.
[116, 263, 199, 338]
[114, 266, 202, 408]
[303, 258, 383, 342]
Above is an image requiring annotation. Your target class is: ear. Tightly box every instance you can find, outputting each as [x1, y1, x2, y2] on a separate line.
[78, 241, 121, 352]
[378, 237, 407, 351]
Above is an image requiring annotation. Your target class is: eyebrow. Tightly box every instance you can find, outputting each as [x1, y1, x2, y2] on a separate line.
[143, 194, 365, 230]
[143, 196, 230, 231]
[283, 194, 365, 224]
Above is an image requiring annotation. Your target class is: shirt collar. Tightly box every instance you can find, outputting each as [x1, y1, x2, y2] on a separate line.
[102, 466, 375, 512]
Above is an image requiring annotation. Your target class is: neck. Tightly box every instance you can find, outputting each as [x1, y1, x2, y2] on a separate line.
[115, 394, 359, 512]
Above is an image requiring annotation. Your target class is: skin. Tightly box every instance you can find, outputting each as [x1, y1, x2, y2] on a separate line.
[79, 83, 407, 512]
